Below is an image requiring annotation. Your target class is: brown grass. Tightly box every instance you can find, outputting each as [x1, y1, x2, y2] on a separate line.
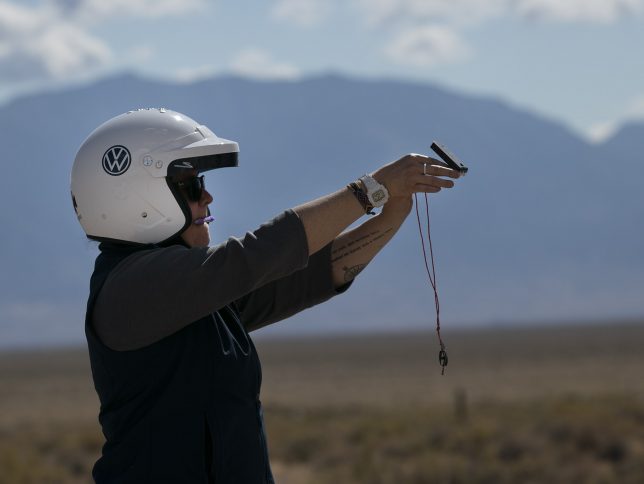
[1, 321, 643, 483]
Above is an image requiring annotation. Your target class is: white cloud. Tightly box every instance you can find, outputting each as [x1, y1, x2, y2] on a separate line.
[31, 24, 111, 78]
[174, 64, 218, 83]
[627, 94, 644, 116]
[50, 0, 206, 20]
[128, 45, 155, 63]
[517, 0, 643, 23]
[230, 49, 301, 80]
[587, 121, 619, 143]
[586, 93, 644, 143]
[0, 1, 110, 82]
[353, 0, 642, 69]
[0, 2, 43, 39]
[0, 0, 205, 85]
[385, 25, 469, 67]
[354, 0, 509, 27]
[271, 0, 331, 26]
[354, 0, 643, 26]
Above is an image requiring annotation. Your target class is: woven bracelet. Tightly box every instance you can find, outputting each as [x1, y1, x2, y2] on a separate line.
[347, 181, 375, 215]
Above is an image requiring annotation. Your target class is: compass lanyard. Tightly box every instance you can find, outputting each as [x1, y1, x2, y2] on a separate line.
[414, 192, 449, 375]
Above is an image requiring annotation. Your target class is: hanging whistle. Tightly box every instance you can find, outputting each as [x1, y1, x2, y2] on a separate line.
[438, 349, 448, 375]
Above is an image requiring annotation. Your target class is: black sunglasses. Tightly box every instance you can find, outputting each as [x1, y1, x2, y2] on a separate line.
[175, 175, 206, 202]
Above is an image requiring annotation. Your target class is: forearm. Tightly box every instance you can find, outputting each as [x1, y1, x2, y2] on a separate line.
[330, 197, 412, 287]
[292, 187, 365, 255]
[292, 153, 459, 257]
[236, 243, 346, 332]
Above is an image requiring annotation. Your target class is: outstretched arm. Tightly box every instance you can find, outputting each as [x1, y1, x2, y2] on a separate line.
[293, 154, 458, 256]
[330, 196, 413, 287]
[235, 196, 415, 331]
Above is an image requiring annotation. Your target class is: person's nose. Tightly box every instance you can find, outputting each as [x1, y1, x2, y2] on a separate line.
[200, 188, 213, 205]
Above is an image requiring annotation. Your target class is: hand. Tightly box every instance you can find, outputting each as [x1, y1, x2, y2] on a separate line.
[371, 153, 460, 199]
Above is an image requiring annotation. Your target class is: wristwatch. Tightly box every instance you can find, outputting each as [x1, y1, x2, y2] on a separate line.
[358, 174, 390, 208]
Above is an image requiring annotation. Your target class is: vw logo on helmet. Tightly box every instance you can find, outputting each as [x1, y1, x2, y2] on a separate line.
[102, 145, 131, 176]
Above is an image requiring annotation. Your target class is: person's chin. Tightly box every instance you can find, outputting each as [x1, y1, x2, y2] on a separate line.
[198, 229, 211, 248]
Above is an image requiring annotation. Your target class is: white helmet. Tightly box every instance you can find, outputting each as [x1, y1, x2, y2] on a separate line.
[71, 108, 238, 244]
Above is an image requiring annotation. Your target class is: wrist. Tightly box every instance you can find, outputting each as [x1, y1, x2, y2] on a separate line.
[347, 181, 375, 215]
[358, 174, 390, 209]
[381, 195, 412, 216]
[347, 175, 390, 215]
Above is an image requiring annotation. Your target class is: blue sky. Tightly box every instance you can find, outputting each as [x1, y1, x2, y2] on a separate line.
[1, 0, 643, 142]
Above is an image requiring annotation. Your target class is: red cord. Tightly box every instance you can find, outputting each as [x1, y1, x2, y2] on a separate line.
[414, 193, 447, 374]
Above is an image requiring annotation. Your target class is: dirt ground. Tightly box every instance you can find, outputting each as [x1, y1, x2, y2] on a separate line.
[1, 321, 643, 483]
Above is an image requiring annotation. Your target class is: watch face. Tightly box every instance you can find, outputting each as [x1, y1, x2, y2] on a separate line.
[373, 190, 385, 202]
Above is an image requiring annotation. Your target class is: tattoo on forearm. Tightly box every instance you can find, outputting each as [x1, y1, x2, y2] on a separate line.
[332, 228, 393, 263]
[332, 233, 371, 254]
[343, 264, 366, 282]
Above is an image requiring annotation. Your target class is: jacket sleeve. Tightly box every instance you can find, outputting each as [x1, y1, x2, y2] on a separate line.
[234, 242, 352, 332]
[93, 210, 309, 350]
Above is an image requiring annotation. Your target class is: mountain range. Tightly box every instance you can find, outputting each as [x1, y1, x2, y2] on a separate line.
[0, 73, 641, 348]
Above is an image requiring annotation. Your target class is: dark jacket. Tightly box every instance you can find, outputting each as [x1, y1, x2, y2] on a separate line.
[85, 211, 348, 483]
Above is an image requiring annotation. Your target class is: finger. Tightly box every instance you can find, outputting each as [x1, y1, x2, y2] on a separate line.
[413, 185, 441, 193]
[425, 164, 460, 179]
[411, 154, 448, 168]
[427, 165, 461, 178]
[413, 174, 455, 189]
[429, 161, 452, 171]
[412, 156, 460, 178]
